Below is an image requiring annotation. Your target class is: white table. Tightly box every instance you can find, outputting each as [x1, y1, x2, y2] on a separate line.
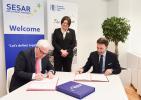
[1, 72, 128, 100]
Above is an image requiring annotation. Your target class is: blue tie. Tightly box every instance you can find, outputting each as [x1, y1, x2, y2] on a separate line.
[99, 55, 103, 73]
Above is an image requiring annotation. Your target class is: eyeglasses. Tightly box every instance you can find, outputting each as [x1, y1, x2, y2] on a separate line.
[38, 47, 47, 55]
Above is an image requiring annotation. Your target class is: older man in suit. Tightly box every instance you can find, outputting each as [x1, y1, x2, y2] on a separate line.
[77, 37, 121, 75]
[9, 39, 55, 92]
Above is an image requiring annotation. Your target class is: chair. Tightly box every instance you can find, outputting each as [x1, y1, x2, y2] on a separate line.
[6, 67, 14, 93]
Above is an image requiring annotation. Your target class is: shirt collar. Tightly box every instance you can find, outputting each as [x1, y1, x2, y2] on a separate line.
[99, 50, 107, 57]
[61, 28, 69, 34]
[103, 51, 107, 57]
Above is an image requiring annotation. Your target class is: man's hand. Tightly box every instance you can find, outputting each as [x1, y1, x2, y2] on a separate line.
[75, 68, 84, 74]
[47, 71, 54, 79]
[104, 69, 113, 76]
[35, 73, 44, 81]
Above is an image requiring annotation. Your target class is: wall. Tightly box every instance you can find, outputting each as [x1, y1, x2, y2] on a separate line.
[0, 0, 7, 97]
[107, 0, 118, 17]
[118, 0, 141, 66]
[3, 0, 141, 96]
[127, 0, 141, 54]
[0, 0, 108, 96]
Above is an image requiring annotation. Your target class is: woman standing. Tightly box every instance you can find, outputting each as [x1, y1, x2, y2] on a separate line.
[52, 16, 76, 72]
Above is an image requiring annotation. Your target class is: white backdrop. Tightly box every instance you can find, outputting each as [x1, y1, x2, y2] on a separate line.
[0, 0, 6, 96]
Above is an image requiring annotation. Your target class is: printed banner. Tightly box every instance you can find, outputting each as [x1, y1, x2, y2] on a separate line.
[3, 0, 44, 69]
[47, 0, 78, 70]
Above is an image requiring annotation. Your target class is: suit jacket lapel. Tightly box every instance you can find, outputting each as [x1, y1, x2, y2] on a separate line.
[30, 48, 36, 72]
[105, 51, 109, 69]
[59, 28, 64, 40]
[96, 52, 99, 65]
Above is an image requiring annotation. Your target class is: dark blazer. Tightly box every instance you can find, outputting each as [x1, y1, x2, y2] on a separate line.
[9, 48, 55, 92]
[52, 28, 76, 58]
[83, 51, 121, 74]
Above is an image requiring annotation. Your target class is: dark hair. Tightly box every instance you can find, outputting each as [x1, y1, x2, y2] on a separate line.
[97, 37, 109, 47]
[61, 16, 71, 27]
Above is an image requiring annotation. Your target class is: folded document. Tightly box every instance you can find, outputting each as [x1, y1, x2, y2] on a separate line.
[75, 73, 109, 82]
[27, 76, 59, 91]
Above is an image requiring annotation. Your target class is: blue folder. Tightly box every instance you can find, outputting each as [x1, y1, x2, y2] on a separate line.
[56, 81, 95, 99]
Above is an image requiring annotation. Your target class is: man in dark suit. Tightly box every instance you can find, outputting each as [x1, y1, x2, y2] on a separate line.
[9, 39, 55, 92]
[77, 37, 121, 75]
[52, 16, 76, 72]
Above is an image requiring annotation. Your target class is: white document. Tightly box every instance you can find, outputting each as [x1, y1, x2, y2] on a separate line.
[74, 73, 91, 81]
[27, 76, 59, 91]
[91, 74, 108, 82]
[74, 73, 108, 82]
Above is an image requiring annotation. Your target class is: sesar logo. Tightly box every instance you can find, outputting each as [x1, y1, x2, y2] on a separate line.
[70, 84, 82, 91]
[6, 4, 31, 14]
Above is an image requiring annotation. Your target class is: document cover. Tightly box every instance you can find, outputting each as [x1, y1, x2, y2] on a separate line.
[56, 81, 95, 99]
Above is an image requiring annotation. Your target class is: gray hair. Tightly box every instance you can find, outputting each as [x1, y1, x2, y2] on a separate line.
[36, 39, 53, 50]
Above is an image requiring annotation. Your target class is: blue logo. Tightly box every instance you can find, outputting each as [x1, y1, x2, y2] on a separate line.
[50, 4, 65, 11]
[6, 3, 31, 14]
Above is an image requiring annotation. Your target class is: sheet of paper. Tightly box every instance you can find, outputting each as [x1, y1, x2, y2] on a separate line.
[27, 76, 59, 91]
[74, 73, 91, 81]
[91, 74, 108, 82]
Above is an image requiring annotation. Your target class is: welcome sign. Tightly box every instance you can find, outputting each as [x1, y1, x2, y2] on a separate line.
[3, 0, 44, 69]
